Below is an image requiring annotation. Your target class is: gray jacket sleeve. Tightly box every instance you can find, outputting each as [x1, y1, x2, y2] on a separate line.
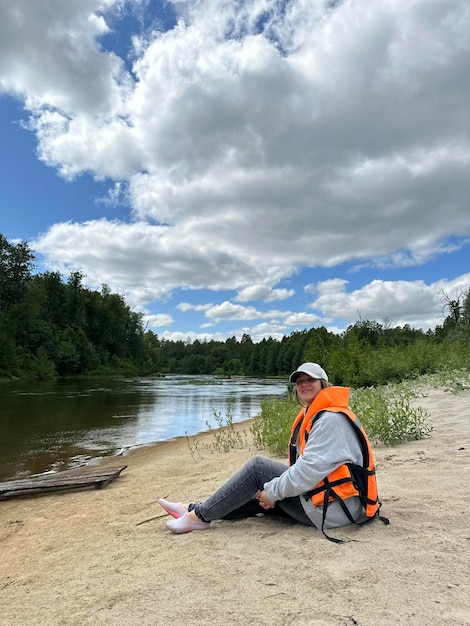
[263, 411, 363, 502]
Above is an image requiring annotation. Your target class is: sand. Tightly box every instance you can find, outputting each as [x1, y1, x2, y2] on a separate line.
[1, 387, 469, 626]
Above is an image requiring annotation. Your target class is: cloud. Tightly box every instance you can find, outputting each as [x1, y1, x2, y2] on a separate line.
[234, 285, 296, 302]
[32, 1, 470, 259]
[2, 0, 470, 338]
[204, 301, 272, 322]
[177, 302, 212, 313]
[0, 0, 126, 115]
[32, 218, 286, 304]
[308, 275, 470, 330]
[145, 312, 174, 329]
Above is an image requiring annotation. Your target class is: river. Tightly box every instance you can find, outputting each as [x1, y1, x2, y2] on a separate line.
[0, 375, 289, 481]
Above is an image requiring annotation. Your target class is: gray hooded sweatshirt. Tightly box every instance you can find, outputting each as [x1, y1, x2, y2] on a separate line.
[263, 410, 368, 529]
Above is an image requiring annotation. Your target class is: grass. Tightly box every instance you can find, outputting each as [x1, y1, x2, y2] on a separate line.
[205, 401, 248, 452]
[250, 394, 298, 456]
[185, 400, 249, 459]
[416, 368, 470, 394]
[349, 384, 432, 446]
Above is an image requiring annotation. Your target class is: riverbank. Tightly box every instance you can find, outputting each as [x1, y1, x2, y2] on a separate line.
[1, 387, 469, 625]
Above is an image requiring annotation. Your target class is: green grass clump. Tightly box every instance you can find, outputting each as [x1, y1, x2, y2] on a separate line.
[250, 394, 298, 455]
[186, 400, 248, 459]
[415, 369, 470, 395]
[349, 384, 432, 446]
[206, 402, 247, 453]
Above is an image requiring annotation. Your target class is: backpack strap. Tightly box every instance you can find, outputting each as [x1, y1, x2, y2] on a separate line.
[303, 411, 390, 542]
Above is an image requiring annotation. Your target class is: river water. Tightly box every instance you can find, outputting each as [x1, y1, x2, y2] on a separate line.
[0, 375, 289, 482]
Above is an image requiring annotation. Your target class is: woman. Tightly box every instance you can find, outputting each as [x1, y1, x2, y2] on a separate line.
[159, 362, 384, 541]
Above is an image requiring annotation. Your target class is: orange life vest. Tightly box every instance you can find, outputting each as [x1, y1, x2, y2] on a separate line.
[288, 386, 387, 541]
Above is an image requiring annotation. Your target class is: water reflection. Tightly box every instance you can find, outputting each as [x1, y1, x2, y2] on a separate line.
[0, 376, 288, 481]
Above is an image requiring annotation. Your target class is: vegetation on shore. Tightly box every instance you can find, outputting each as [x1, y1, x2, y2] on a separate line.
[251, 378, 436, 452]
[193, 369, 470, 455]
[1, 233, 469, 392]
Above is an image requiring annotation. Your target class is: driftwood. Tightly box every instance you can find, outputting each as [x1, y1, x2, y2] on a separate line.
[0, 465, 127, 500]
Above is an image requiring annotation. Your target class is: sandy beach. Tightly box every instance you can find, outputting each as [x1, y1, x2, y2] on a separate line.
[1, 386, 469, 626]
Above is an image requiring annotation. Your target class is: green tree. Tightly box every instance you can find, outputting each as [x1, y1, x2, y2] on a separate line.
[0, 234, 34, 310]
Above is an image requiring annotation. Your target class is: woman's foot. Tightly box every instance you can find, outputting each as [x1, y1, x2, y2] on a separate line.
[158, 498, 187, 519]
[165, 511, 210, 534]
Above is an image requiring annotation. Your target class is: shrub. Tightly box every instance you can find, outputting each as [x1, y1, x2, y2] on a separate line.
[349, 384, 432, 446]
[250, 393, 298, 455]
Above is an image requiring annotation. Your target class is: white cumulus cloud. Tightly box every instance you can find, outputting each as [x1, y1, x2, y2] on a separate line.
[1, 0, 469, 338]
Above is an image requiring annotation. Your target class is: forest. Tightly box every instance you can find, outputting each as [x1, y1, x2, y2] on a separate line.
[1, 233, 469, 386]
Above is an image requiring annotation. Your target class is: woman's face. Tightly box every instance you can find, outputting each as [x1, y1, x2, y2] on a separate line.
[295, 375, 322, 405]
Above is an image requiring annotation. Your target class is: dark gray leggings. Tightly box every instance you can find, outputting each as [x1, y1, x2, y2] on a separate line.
[189, 455, 314, 526]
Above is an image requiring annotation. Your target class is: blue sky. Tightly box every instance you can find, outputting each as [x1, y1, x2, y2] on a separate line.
[1, 0, 469, 342]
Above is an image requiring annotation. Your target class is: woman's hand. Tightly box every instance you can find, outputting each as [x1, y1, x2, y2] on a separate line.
[256, 490, 275, 509]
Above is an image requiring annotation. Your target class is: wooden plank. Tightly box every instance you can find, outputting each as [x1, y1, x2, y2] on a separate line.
[0, 465, 127, 500]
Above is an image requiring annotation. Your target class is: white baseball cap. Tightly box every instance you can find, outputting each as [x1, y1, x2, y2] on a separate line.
[289, 362, 328, 382]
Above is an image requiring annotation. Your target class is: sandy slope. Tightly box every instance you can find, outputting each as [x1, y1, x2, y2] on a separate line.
[1, 387, 469, 626]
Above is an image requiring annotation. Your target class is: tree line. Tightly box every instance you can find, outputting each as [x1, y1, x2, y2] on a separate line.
[1, 233, 469, 386]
